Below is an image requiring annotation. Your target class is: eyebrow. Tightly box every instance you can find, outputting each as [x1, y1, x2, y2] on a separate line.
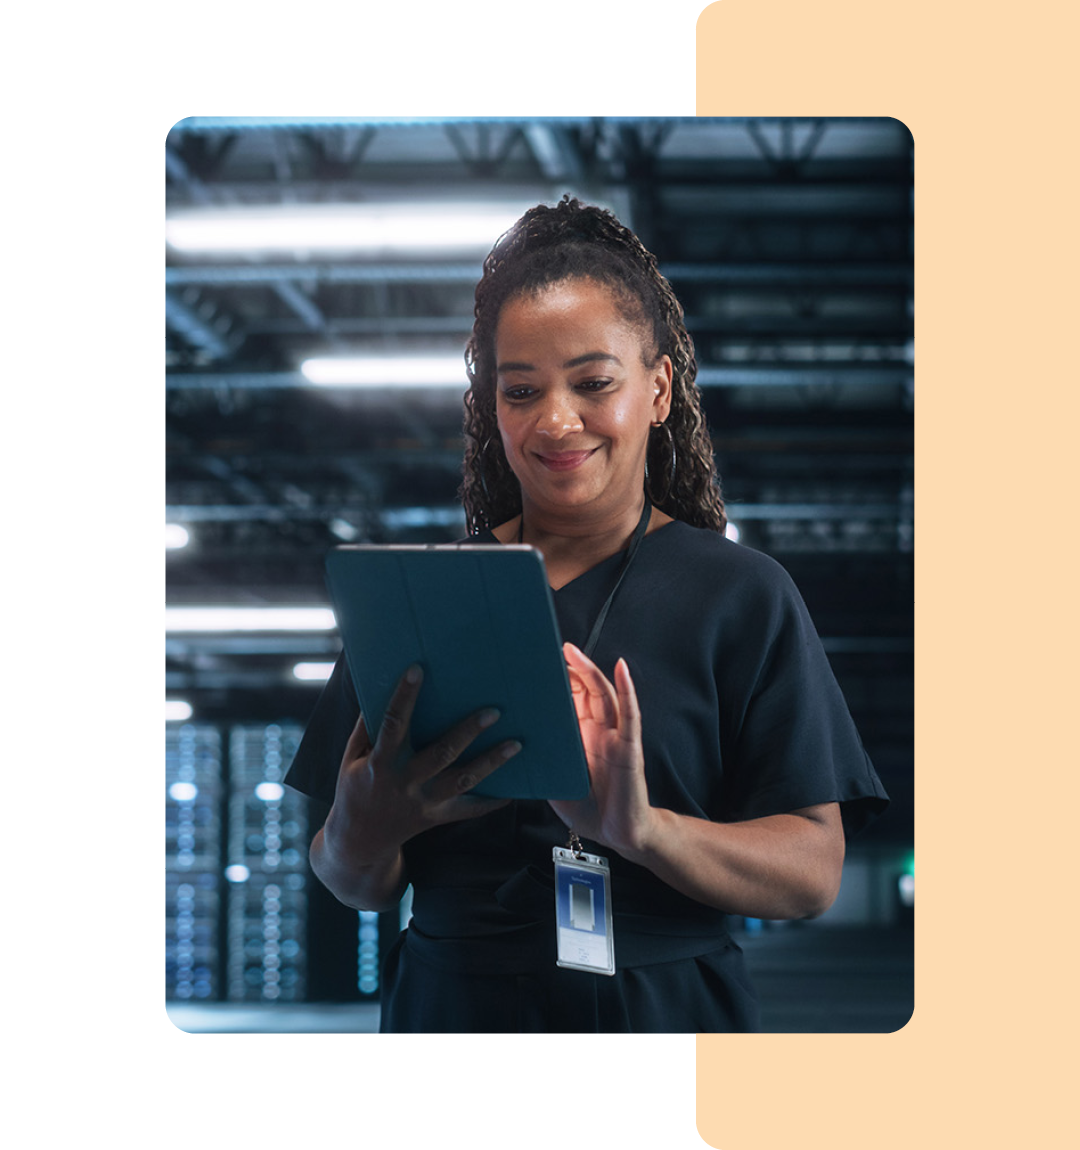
[496, 351, 624, 374]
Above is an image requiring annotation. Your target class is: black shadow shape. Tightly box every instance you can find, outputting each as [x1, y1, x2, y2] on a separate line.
[1, 130, 142, 552]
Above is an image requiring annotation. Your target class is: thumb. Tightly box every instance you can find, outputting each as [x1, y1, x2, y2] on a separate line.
[343, 712, 373, 763]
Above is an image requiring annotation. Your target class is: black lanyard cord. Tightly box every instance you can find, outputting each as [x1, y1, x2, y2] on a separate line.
[518, 494, 653, 660]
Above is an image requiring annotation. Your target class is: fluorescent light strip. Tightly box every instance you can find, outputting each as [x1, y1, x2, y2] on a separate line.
[300, 354, 466, 387]
[165, 203, 528, 254]
[166, 700, 193, 722]
[166, 523, 190, 549]
[166, 607, 337, 633]
[293, 662, 336, 682]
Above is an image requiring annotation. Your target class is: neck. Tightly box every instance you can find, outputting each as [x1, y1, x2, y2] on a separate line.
[520, 492, 646, 547]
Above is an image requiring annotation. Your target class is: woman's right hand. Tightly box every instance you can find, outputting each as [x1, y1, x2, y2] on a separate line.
[324, 663, 520, 869]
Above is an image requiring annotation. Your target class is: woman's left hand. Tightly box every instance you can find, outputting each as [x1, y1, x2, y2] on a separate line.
[549, 642, 659, 855]
[552, 646, 846, 919]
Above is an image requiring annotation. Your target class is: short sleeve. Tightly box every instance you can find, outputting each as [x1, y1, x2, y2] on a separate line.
[283, 653, 359, 807]
[719, 562, 889, 838]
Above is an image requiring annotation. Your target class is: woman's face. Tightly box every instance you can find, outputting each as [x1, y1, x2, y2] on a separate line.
[494, 278, 672, 522]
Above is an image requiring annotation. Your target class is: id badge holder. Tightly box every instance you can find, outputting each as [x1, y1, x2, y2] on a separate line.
[553, 833, 615, 976]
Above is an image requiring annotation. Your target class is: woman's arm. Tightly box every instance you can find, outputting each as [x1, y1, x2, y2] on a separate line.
[309, 810, 409, 913]
[621, 802, 844, 920]
[550, 644, 845, 920]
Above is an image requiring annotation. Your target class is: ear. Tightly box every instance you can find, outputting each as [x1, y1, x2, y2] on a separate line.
[651, 355, 673, 424]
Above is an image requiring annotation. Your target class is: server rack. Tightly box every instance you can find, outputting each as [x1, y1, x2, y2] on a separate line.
[167, 721, 385, 1008]
[165, 724, 223, 1001]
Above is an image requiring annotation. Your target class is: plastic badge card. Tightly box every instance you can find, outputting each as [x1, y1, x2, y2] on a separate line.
[553, 846, 615, 975]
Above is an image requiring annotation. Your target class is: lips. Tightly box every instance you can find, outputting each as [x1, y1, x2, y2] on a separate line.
[534, 449, 597, 472]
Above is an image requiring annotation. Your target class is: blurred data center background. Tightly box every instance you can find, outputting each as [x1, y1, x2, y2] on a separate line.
[165, 116, 914, 1032]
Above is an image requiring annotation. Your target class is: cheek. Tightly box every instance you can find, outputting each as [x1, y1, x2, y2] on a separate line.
[608, 391, 654, 440]
[495, 406, 521, 457]
[610, 403, 639, 433]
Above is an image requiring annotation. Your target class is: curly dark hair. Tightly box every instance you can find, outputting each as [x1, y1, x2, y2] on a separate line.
[460, 196, 725, 535]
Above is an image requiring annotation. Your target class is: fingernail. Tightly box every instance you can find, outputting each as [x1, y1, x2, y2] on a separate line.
[406, 664, 422, 684]
[501, 740, 522, 758]
[478, 708, 501, 728]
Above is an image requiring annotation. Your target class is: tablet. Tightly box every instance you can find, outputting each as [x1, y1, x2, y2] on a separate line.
[324, 544, 590, 800]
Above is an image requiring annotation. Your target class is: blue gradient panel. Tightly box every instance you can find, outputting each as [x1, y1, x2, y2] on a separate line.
[0, 116, 177, 552]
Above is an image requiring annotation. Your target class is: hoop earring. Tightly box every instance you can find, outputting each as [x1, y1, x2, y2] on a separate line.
[477, 438, 495, 505]
[645, 421, 676, 505]
[477, 437, 520, 516]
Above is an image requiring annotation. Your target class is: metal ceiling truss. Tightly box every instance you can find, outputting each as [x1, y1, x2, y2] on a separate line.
[165, 261, 910, 288]
[166, 118, 911, 202]
[168, 116, 884, 131]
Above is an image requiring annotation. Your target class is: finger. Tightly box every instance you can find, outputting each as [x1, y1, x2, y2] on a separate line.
[342, 711, 374, 764]
[428, 738, 522, 803]
[564, 643, 618, 726]
[564, 648, 591, 717]
[566, 667, 615, 727]
[370, 664, 423, 765]
[613, 658, 642, 745]
[410, 705, 505, 782]
[563, 642, 612, 691]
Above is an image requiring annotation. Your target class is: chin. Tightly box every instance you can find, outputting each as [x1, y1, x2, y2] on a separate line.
[536, 480, 623, 515]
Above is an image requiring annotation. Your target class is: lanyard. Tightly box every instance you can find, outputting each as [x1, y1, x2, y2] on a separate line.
[516, 498, 652, 974]
[518, 494, 652, 659]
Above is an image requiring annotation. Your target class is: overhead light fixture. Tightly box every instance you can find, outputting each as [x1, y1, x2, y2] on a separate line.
[166, 700, 194, 722]
[293, 662, 335, 682]
[166, 607, 337, 633]
[166, 523, 190, 550]
[300, 354, 467, 388]
[165, 202, 530, 255]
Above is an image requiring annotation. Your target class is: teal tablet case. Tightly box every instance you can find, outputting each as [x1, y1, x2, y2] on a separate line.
[324, 545, 590, 800]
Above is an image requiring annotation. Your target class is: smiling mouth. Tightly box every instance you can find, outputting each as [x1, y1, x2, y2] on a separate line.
[534, 449, 597, 472]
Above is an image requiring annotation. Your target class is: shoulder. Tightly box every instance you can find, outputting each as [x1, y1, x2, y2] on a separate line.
[644, 520, 799, 601]
[458, 528, 501, 545]
[637, 520, 813, 653]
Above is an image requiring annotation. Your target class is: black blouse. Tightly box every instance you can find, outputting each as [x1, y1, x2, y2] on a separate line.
[286, 521, 887, 965]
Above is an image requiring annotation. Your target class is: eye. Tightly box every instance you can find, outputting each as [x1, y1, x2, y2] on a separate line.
[576, 377, 613, 393]
[499, 384, 536, 402]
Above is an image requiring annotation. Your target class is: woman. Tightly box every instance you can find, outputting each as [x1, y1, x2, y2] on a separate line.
[285, 197, 888, 1032]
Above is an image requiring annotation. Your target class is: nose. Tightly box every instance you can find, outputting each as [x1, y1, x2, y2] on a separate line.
[534, 391, 584, 438]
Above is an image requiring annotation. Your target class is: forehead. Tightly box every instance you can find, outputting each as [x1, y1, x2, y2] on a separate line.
[495, 278, 647, 353]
